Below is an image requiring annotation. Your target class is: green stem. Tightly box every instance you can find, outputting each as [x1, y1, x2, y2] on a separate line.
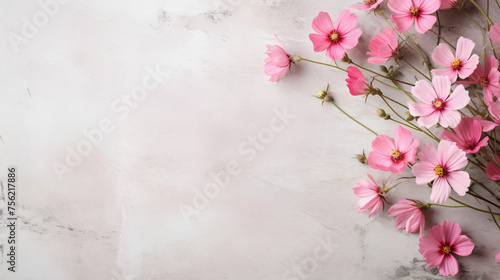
[470, 0, 495, 25]
[328, 101, 378, 136]
[299, 57, 347, 72]
[402, 58, 432, 81]
[429, 29, 456, 50]
[351, 62, 415, 86]
[381, 94, 408, 109]
[405, 32, 432, 77]
[463, 11, 486, 31]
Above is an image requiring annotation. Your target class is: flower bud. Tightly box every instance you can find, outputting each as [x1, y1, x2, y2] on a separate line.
[379, 65, 388, 73]
[341, 54, 352, 63]
[355, 151, 367, 164]
[376, 108, 387, 118]
[317, 90, 328, 99]
[405, 111, 415, 121]
[290, 55, 301, 63]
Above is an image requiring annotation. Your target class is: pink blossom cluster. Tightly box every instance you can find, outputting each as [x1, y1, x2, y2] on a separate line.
[263, 0, 500, 276]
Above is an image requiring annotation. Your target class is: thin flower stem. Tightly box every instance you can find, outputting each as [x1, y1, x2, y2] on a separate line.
[471, 178, 497, 199]
[464, 11, 486, 31]
[436, 11, 442, 46]
[391, 79, 416, 102]
[470, 84, 488, 110]
[467, 191, 500, 209]
[405, 32, 432, 77]
[429, 29, 456, 50]
[380, 94, 409, 109]
[487, 206, 500, 230]
[374, 78, 402, 91]
[299, 57, 347, 72]
[427, 203, 467, 208]
[401, 58, 432, 81]
[327, 100, 379, 136]
[495, 0, 500, 10]
[470, 0, 495, 25]
[351, 62, 415, 86]
[449, 196, 500, 215]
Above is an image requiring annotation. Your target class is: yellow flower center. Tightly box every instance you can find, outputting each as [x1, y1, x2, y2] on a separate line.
[392, 150, 403, 162]
[452, 58, 461, 69]
[329, 32, 341, 43]
[442, 245, 452, 254]
[479, 77, 489, 87]
[434, 165, 445, 177]
[434, 100, 443, 108]
[410, 7, 420, 16]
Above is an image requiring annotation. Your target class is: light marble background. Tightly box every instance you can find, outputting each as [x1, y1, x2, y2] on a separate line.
[0, 0, 500, 279]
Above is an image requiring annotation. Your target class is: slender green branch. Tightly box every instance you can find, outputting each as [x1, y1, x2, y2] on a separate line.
[328, 100, 378, 136]
[470, 0, 495, 25]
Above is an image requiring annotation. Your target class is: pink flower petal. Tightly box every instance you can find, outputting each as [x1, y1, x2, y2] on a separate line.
[444, 85, 470, 110]
[439, 255, 459, 276]
[326, 43, 346, 60]
[430, 177, 452, 204]
[340, 28, 363, 49]
[413, 162, 438, 184]
[432, 43, 456, 67]
[335, 10, 358, 34]
[432, 75, 451, 100]
[388, 0, 412, 14]
[446, 171, 470, 196]
[312, 12, 334, 35]
[451, 235, 475, 256]
[414, 14, 436, 34]
[391, 13, 414, 33]
[309, 33, 331, 52]
[490, 23, 500, 45]
[411, 79, 437, 103]
[455, 37, 476, 61]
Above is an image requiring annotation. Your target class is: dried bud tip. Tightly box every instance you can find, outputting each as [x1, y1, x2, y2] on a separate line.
[376, 108, 387, 118]
[355, 153, 367, 164]
[290, 55, 301, 63]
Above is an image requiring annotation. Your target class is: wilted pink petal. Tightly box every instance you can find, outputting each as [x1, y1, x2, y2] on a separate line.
[346, 66, 368, 95]
[367, 28, 399, 64]
[264, 35, 292, 82]
[388, 198, 425, 236]
[353, 174, 384, 217]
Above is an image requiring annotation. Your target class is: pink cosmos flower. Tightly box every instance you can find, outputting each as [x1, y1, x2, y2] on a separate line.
[431, 37, 480, 83]
[388, 0, 440, 34]
[456, 54, 500, 105]
[440, 0, 457, 10]
[367, 126, 419, 174]
[264, 35, 292, 82]
[419, 220, 475, 276]
[309, 10, 362, 60]
[412, 140, 470, 204]
[346, 66, 368, 95]
[367, 28, 399, 64]
[440, 116, 489, 154]
[349, 0, 384, 11]
[490, 23, 500, 45]
[485, 155, 500, 180]
[353, 174, 384, 217]
[387, 198, 425, 236]
[408, 75, 470, 128]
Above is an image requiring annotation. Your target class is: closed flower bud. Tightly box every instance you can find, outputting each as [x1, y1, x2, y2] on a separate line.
[317, 90, 328, 99]
[341, 54, 352, 63]
[290, 55, 301, 63]
[379, 65, 388, 73]
[405, 111, 415, 121]
[355, 151, 367, 164]
[376, 108, 387, 118]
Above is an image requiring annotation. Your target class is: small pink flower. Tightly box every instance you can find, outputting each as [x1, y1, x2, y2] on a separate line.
[367, 28, 399, 64]
[412, 140, 470, 204]
[409, 75, 470, 128]
[439, 0, 457, 10]
[485, 155, 500, 180]
[346, 66, 368, 95]
[490, 23, 500, 45]
[456, 54, 500, 105]
[419, 220, 475, 276]
[387, 198, 425, 236]
[349, 0, 384, 11]
[367, 126, 419, 174]
[309, 10, 362, 60]
[388, 0, 440, 34]
[496, 252, 500, 260]
[353, 174, 384, 217]
[440, 116, 489, 154]
[264, 35, 292, 82]
[431, 37, 480, 83]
